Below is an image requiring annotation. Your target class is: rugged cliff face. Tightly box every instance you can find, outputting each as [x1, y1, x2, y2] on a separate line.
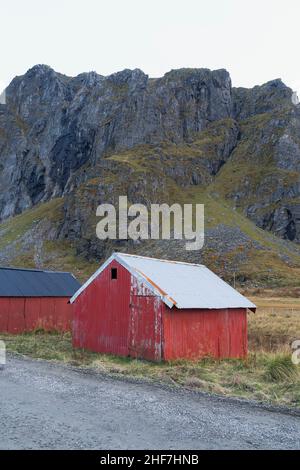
[0, 65, 300, 285]
[0, 66, 233, 214]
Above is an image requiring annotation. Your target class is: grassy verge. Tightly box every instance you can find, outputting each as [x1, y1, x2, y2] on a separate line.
[2, 332, 299, 407]
[1, 300, 300, 409]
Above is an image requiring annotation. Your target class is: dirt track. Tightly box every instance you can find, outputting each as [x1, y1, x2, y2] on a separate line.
[0, 355, 299, 449]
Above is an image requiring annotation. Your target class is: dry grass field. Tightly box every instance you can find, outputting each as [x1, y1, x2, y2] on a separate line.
[248, 296, 300, 352]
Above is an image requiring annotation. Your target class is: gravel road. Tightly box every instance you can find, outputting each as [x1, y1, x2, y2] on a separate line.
[0, 355, 299, 450]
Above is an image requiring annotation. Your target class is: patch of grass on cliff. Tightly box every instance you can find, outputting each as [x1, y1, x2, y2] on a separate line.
[0, 198, 64, 251]
[211, 111, 300, 217]
[242, 249, 300, 287]
[9, 251, 37, 269]
[105, 120, 237, 173]
[42, 240, 99, 283]
[0, 198, 96, 282]
[212, 161, 299, 209]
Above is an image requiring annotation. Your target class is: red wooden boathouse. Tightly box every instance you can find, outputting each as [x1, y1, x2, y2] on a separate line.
[71, 253, 256, 361]
[0, 267, 81, 334]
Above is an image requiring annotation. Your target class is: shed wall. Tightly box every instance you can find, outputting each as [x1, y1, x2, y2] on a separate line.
[72, 261, 132, 356]
[162, 307, 247, 360]
[128, 276, 163, 361]
[72, 260, 163, 361]
[0, 297, 72, 333]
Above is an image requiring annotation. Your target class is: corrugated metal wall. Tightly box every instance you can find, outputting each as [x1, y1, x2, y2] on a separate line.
[73, 260, 132, 356]
[128, 276, 163, 361]
[73, 260, 163, 361]
[0, 297, 72, 333]
[162, 306, 247, 360]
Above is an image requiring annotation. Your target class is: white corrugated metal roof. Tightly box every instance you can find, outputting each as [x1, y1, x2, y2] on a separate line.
[71, 252, 256, 311]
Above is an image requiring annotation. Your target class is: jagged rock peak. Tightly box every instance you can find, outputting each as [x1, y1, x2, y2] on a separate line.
[71, 71, 104, 90]
[26, 64, 56, 76]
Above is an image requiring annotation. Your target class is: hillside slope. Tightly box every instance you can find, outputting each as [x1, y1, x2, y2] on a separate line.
[0, 183, 300, 286]
[0, 66, 300, 286]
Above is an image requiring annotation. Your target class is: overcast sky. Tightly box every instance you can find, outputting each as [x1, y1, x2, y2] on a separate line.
[1, 0, 299, 94]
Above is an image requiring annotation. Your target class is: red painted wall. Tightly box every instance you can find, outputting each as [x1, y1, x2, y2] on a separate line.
[73, 260, 132, 356]
[162, 306, 247, 360]
[128, 276, 163, 361]
[73, 260, 163, 361]
[0, 297, 72, 333]
[72, 260, 248, 361]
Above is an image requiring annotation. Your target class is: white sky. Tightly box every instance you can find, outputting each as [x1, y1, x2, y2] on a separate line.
[0, 0, 300, 94]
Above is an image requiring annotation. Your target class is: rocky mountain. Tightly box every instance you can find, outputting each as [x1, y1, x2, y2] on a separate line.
[0, 65, 300, 286]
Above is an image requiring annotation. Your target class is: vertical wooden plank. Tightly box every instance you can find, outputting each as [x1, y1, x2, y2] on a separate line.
[24, 298, 40, 331]
[0, 298, 10, 332]
[7, 298, 26, 334]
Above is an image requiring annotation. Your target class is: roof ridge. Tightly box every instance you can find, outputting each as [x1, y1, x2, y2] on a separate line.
[0, 266, 71, 274]
[115, 252, 204, 268]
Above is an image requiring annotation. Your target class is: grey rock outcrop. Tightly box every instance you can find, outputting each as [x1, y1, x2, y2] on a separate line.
[0, 64, 299, 255]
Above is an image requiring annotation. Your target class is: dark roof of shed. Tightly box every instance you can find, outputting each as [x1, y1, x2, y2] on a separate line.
[0, 267, 81, 297]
